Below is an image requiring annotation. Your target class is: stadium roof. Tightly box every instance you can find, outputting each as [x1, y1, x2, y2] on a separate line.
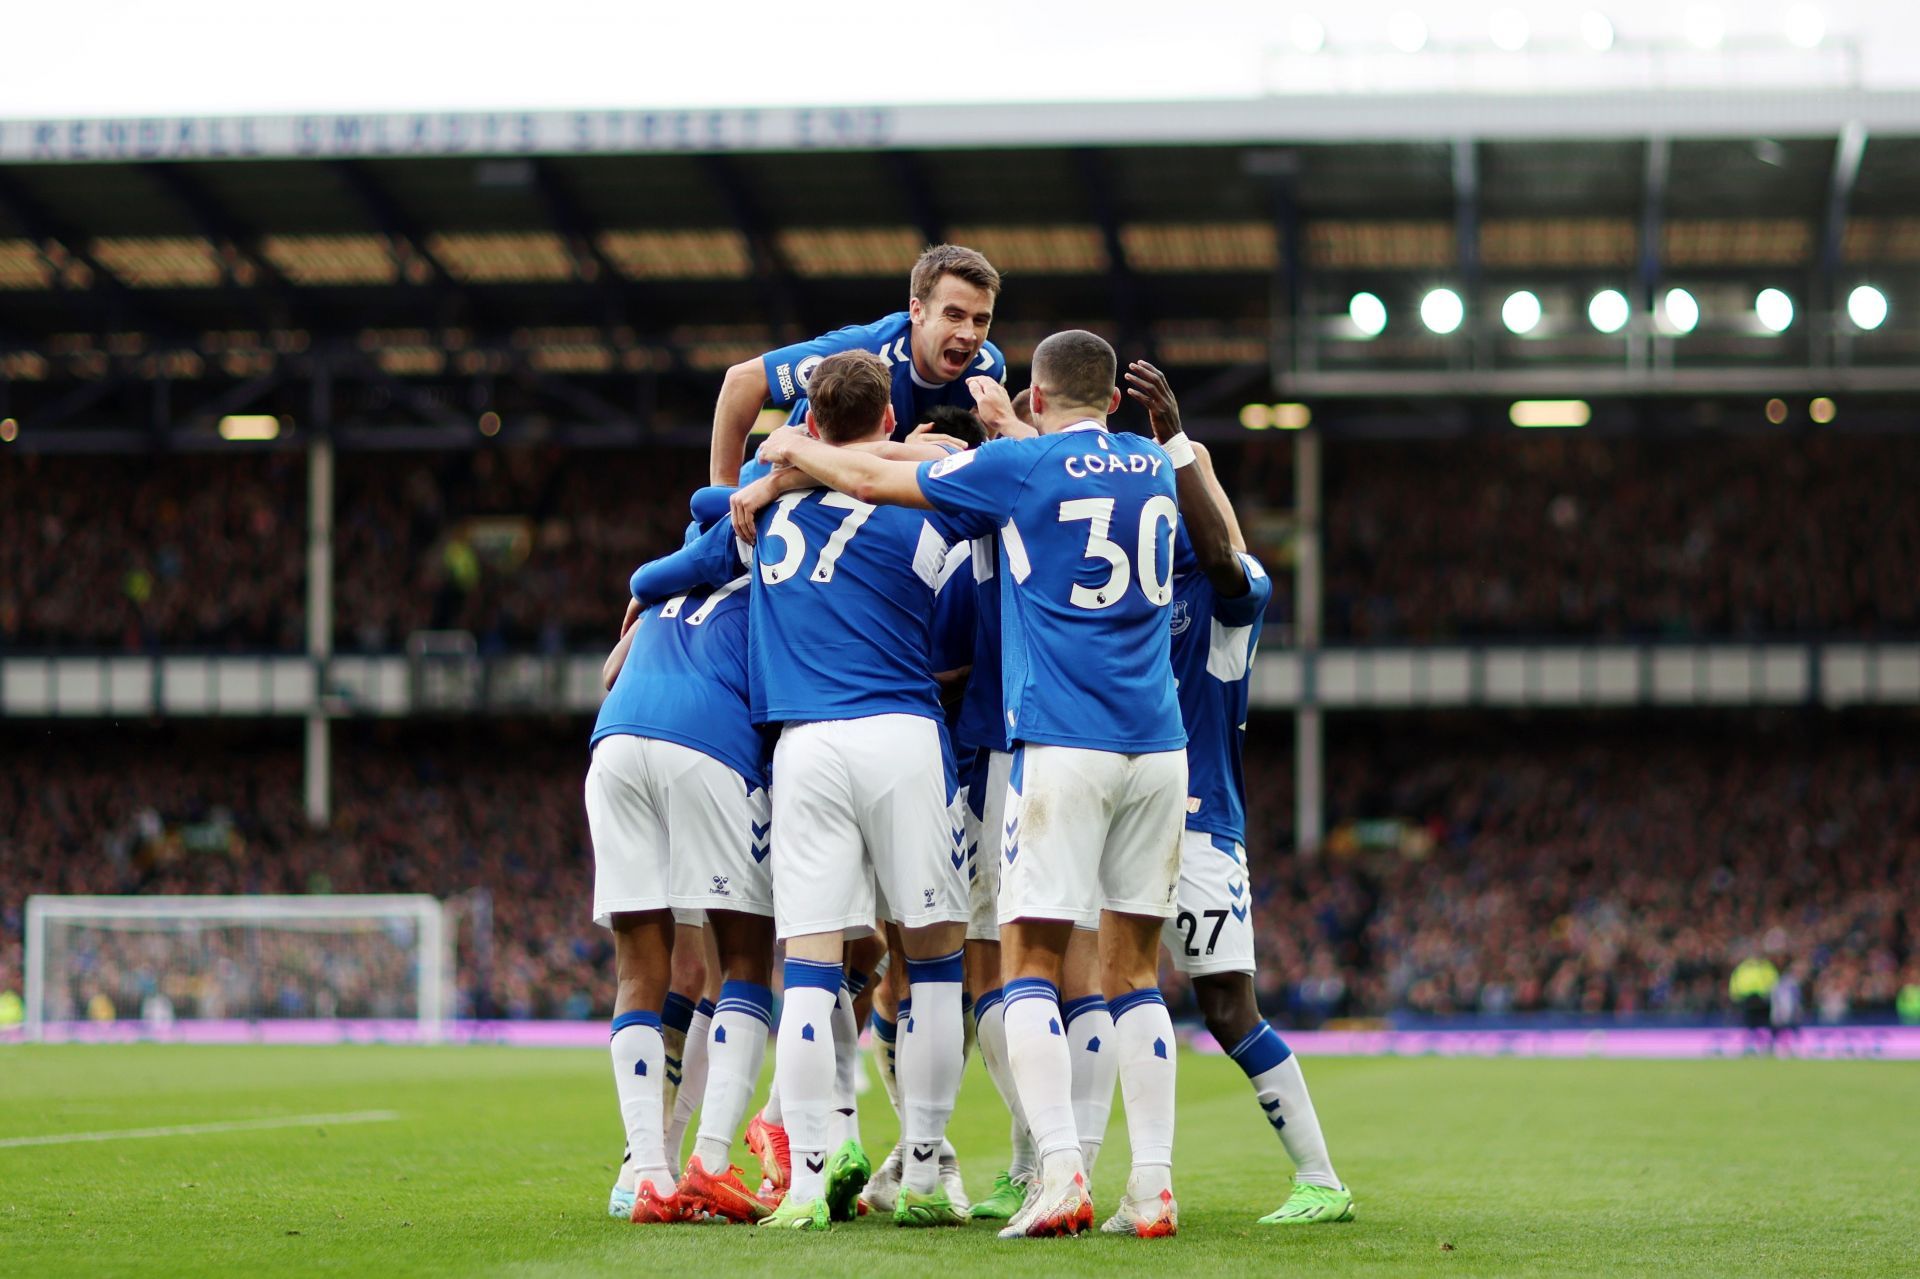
[2, 112, 1918, 449]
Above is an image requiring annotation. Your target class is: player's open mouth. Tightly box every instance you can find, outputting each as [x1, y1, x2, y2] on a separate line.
[940, 346, 973, 375]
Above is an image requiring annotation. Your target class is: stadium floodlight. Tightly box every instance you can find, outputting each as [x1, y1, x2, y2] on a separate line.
[1847, 284, 1888, 331]
[1349, 291, 1388, 338]
[1588, 289, 1630, 334]
[479, 411, 501, 436]
[1420, 288, 1464, 335]
[1510, 400, 1591, 428]
[218, 414, 280, 441]
[1662, 287, 1700, 335]
[1810, 396, 1837, 424]
[1685, 5, 1725, 50]
[1502, 290, 1543, 335]
[1388, 11, 1427, 53]
[0, 417, 16, 443]
[1756, 287, 1795, 333]
[1581, 10, 1616, 51]
[1291, 14, 1326, 54]
[1785, 3, 1825, 49]
[1490, 9, 1529, 52]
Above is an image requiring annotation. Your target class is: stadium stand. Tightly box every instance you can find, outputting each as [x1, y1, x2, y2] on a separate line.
[6, 435, 1919, 653]
[6, 719, 1912, 1027]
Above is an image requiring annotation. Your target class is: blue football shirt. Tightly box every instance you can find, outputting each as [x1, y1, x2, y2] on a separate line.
[632, 488, 955, 727]
[1168, 534, 1273, 845]
[916, 423, 1185, 755]
[591, 575, 768, 787]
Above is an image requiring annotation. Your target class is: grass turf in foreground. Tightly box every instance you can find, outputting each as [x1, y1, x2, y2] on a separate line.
[1, 1044, 1916, 1277]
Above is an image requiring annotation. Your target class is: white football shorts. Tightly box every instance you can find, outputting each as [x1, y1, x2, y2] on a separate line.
[998, 743, 1187, 928]
[1162, 829, 1256, 976]
[586, 733, 772, 929]
[770, 714, 968, 939]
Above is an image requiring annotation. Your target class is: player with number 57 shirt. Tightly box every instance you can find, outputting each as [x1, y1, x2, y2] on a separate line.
[755, 329, 1189, 1241]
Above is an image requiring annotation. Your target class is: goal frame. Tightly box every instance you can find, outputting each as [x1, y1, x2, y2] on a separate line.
[23, 894, 450, 1043]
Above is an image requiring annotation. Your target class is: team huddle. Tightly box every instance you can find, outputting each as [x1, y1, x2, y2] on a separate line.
[587, 246, 1352, 1238]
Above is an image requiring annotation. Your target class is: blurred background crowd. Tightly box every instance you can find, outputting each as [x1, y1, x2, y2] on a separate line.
[6, 717, 1914, 1028]
[6, 435, 1918, 657]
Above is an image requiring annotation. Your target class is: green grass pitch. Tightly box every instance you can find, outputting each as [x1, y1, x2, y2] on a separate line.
[3, 1043, 1916, 1276]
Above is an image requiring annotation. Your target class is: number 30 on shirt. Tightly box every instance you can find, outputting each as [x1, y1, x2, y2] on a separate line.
[1058, 495, 1177, 611]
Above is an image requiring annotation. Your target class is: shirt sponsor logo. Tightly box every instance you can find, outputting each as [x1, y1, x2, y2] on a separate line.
[775, 362, 795, 400]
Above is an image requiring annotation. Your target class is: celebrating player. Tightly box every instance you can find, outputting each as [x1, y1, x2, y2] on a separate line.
[1124, 359, 1356, 1226]
[708, 245, 1005, 486]
[632, 350, 973, 1231]
[756, 329, 1190, 1240]
[588, 566, 775, 1225]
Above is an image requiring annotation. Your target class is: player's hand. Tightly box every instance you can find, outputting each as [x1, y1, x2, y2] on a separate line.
[620, 597, 640, 637]
[756, 431, 800, 467]
[1124, 360, 1182, 443]
[906, 421, 969, 454]
[730, 477, 776, 545]
[968, 376, 1017, 428]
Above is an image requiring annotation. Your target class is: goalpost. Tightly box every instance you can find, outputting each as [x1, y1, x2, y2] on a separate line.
[23, 895, 452, 1044]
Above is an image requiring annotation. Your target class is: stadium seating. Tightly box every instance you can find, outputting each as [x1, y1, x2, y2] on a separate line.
[6, 721, 1912, 1026]
[6, 436, 1918, 653]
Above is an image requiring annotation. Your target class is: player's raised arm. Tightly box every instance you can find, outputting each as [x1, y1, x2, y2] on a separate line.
[1126, 359, 1249, 599]
[709, 357, 773, 486]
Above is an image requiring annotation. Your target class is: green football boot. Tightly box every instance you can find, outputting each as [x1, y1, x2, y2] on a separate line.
[757, 1194, 830, 1231]
[894, 1186, 968, 1228]
[968, 1170, 1028, 1220]
[823, 1139, 872, 1223]
[1257, 1181, 1355, 1225]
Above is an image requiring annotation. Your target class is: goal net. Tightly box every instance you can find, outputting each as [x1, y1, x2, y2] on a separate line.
[23, 895, 451, 1043]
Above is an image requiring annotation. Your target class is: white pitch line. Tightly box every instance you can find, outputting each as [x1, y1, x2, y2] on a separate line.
[0, 1110, 401, 1149]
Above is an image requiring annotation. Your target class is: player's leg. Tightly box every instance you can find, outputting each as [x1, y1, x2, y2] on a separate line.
[680, 909, 778, 1222]
[759, 722, 875, 1231]
[860, 927, 908, 1213]
[585, 735, 683, 1223]
[1195, 971, 1354, 1224]
[993, 744, 1108, 1239]
[1061, 927, 1116, 1186]
[965, 747, 1035, 1219]
[663, 922, 718, 1168]
[1094, 748, 1189, 1239]
[610, 913, 679, 1221]
[834, 933, 885, 1153]
[1164, 828, 1352, 1224]
[661, 752, 778, 1222]
[861, 715, 971, 1227]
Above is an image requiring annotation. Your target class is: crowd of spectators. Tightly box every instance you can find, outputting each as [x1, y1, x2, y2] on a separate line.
[4, 719, 1912, 1027]
[6, 433, 1919, 654]
[1316, 434, 1920, 642]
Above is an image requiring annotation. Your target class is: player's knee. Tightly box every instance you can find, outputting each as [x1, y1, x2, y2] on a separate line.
[667, 933, 709, 996]
[1195, 972, 1262, 1045]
